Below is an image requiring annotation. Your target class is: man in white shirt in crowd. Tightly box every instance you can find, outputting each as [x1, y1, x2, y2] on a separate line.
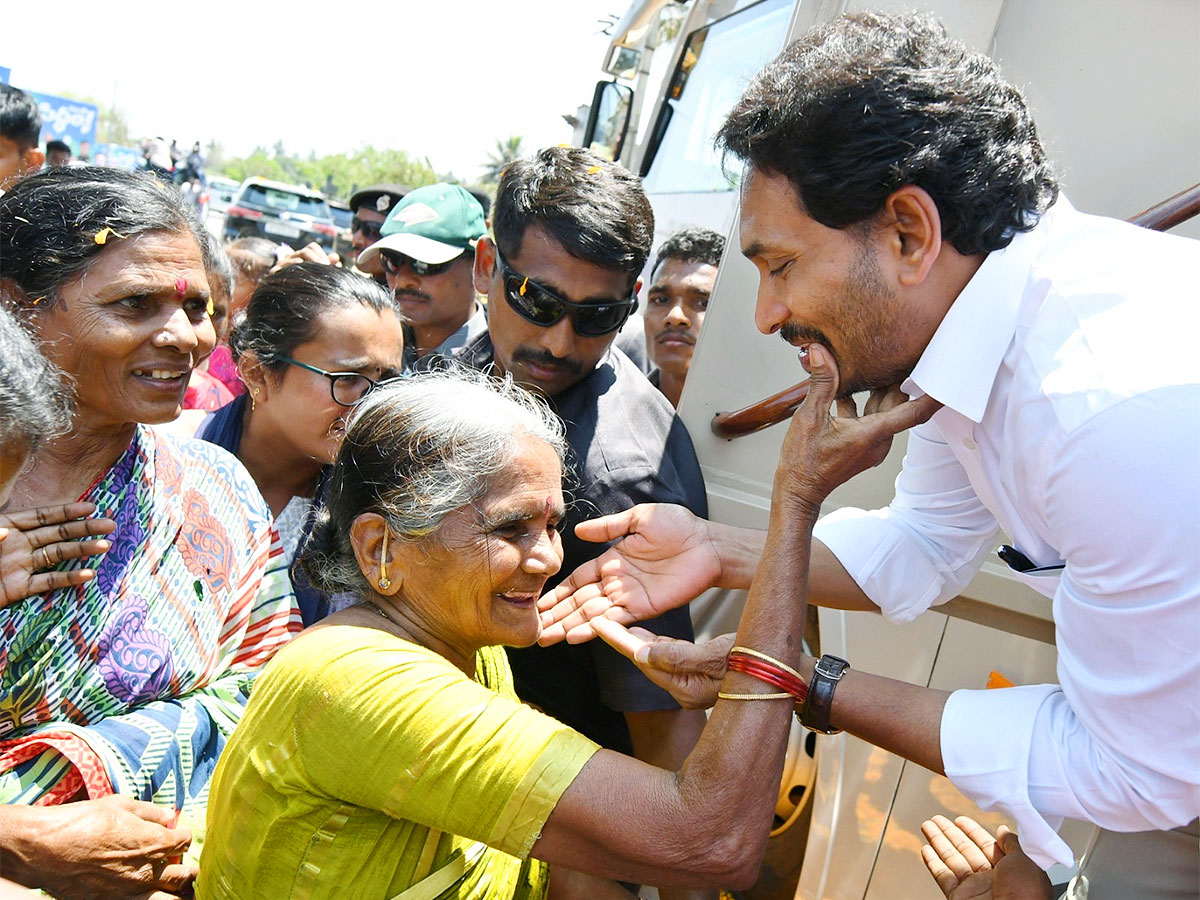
[539, 12, 1199, 899]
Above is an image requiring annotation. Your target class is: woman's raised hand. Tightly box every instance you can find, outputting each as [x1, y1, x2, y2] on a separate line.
[0, 502, 115, 609]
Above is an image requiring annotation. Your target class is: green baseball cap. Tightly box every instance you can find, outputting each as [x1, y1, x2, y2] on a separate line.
[358, 183, 486, 269]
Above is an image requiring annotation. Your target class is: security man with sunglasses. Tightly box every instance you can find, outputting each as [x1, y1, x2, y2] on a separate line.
[358, 183, 488, 371]
[425, 146, 712, 900]
[346, 183, 409, 281]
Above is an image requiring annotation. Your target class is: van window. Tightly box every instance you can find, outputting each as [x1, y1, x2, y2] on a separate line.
[642, 0, 791, 195]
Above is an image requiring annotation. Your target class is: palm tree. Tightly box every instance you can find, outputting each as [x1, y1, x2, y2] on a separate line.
[481, 136, 524, 184]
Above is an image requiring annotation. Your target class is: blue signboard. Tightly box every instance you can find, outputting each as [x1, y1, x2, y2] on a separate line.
[92, 142, 142, 171]
[0, 66, 10, 85]
[30, 91, 99, 157]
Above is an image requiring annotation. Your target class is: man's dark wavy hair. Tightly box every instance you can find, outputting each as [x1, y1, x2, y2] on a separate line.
[492, 146, 654, 291]
[652, 226, 726, 278]
[716, 12, 1058, 255]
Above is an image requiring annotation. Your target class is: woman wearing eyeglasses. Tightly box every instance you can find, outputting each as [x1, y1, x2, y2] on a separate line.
[195, 262, 405, 625]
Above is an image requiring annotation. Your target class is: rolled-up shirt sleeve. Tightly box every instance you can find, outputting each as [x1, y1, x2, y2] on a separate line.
[942, 388, 1200, 867]
[814, 420, 1000, 622]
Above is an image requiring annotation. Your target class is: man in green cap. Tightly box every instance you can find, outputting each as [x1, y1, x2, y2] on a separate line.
[358, 183, 488, 370]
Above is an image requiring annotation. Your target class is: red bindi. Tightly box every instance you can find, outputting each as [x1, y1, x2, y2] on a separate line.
[175, 278, 187, 299]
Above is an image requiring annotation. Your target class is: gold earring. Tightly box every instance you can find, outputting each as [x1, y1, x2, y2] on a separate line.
[251, 388, 260, 411]
[378, 526, 391, 590]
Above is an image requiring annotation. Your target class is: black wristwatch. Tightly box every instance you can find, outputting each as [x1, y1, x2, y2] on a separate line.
[800, 654, 850, 734]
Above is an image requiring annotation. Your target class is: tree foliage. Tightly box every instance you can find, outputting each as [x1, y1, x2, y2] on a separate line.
[481, 135, 525, 185]
[216, 143, 446, 201]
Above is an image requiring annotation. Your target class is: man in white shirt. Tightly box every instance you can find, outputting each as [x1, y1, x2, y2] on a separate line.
[538, 12, 1199, 898]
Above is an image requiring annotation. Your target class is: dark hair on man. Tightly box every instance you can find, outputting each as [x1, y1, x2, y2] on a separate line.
[0, 303, 70, 455]
[716, 12, 1059, 255]
[0, 166, 205, 309]
[652, 226, 726, 278]
[492, 146, 654, 289]
[229, 262, 395, 375]
[0, 84, 42, 151]
[45, 139, 71, 155]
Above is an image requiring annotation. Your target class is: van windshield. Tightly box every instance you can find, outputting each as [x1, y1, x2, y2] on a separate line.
[643, 0, 791, 195]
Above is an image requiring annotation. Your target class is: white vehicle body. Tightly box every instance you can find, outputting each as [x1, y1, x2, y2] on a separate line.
[577, 2, 1199, 897]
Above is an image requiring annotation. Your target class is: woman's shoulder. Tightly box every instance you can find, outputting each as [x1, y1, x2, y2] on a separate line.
[142, 424, 272, 525]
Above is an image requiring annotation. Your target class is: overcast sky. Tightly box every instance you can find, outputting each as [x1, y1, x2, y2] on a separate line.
[3, 1, 622, 180]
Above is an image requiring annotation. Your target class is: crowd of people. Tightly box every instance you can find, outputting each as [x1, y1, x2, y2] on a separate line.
[1, 9, 1196, 900]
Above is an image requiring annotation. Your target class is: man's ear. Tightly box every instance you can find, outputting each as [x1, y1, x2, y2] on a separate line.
[473, 236, 496, 295]
[882, 185, 942, 288]
[21, 148, 44, 175]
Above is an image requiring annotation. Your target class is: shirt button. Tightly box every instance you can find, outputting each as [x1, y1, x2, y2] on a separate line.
[963, 437, 978, 451]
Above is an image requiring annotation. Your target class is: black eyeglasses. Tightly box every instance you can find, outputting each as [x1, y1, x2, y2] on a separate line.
[380, 249, 461, 278]
[350, 217, 382, 240]
[494, 249, 638, 337]
[277, 356, 397, 406]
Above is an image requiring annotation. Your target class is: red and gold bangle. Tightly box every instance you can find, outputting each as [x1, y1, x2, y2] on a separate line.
[724, 646, 808, 705]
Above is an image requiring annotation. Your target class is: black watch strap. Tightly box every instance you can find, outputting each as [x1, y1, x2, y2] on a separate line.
[800, 654, 850, 734]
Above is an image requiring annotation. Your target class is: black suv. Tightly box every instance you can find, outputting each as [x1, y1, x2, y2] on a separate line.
[223, 178, 337, 250]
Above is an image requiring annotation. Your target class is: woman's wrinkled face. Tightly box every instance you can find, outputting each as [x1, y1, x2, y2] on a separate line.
[398, 438, 565, 651]
[253, 303, 405, 465]
[31, 230, 215, 430]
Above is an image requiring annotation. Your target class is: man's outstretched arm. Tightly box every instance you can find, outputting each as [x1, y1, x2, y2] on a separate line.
[539, 506, 877, 646]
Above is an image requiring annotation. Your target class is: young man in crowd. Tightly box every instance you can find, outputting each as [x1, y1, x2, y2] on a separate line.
[358, 183, 487, 371]
[644, 226, 724, 408]
[543, 13, 1198, 900]
[436, 146, 712, 900]
[0, 85, 44, 189]
[43, 139, 71, 168]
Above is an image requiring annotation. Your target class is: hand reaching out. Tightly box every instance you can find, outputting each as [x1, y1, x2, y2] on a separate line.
[921, 816, 1052, 900]
[537, 504, 722, 645]
[0, 502, 115, 610]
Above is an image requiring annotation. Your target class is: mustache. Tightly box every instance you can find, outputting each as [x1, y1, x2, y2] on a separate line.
[393, 289, 431, 303]
[512, 347, 583, 377]
[780, 322, 830, 347]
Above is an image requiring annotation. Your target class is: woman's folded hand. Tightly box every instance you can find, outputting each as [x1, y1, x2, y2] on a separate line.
[592, 620, 734, 710]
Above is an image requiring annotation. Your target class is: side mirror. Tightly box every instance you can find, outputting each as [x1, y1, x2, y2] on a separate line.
[582, 81, 634, 162]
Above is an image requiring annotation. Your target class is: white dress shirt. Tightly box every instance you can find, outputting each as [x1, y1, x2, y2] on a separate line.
[813, 197, 1200, 868]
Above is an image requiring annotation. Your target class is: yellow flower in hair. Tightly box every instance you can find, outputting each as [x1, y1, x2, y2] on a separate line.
[206, 297, 216, 317]
[587, 166, 602, 175]
[93, 227, 127, 245]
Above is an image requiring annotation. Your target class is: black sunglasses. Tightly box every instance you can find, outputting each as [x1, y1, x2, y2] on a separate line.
[350, 217, 382, 240]
[380, 249, 459, 278]
[494, 249, 638, 337]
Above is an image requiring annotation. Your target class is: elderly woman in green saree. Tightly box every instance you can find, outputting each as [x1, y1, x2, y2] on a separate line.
[197, 367, 856, 899]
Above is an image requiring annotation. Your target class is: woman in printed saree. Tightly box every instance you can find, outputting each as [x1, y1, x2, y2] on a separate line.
[199, 370, 812, 899]
[0, 166, 300, 900]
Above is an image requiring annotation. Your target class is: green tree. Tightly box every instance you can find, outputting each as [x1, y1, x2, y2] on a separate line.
[481, 136, 524, 185]
[213, 145, 444, 200]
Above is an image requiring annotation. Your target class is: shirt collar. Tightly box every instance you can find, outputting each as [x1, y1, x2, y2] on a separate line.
[903, 197, 1068, 422]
